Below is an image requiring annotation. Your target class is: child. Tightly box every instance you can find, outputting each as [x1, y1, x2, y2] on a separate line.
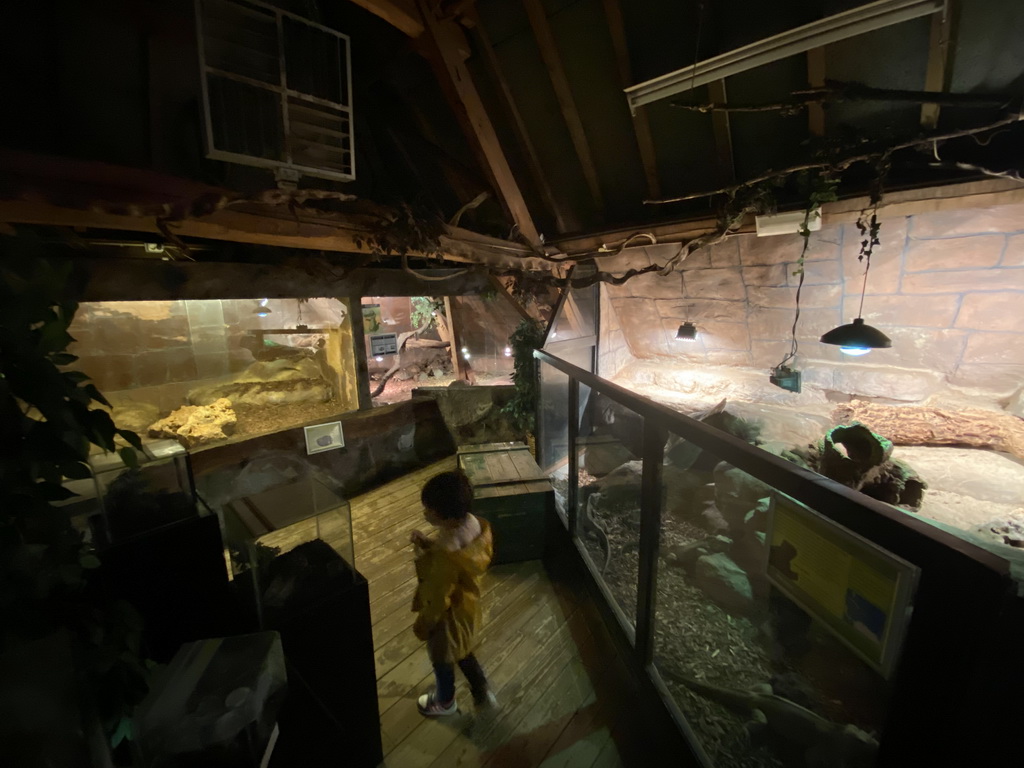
[410, 469, 497, 716]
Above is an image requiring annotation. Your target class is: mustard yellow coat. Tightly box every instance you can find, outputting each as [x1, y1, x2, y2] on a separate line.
[411, 519, 493, 664]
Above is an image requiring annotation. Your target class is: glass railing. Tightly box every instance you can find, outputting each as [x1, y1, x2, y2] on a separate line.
[535, 348, 1013, 768]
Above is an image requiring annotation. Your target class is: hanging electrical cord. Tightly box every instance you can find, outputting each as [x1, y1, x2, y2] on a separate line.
[776, 245, 807, 371]
[769, 210, 813, 392]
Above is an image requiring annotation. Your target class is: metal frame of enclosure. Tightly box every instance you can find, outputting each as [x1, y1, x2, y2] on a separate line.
[534, 348, 1019, 768]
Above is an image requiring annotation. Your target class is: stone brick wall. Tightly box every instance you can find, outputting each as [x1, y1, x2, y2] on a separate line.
[603, 200, 1024, 406]
[69, 298, 347, 411]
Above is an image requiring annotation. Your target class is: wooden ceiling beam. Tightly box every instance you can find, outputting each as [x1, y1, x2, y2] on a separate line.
[416, 0, 542, 246]
[347, 0, 424, 37]
[707, 79, 736, 183]
[806, 47, 827, 137]
[469, 8, 577, 234]
[920, 0, 958, 129]
[521, 0, 605, 212]
[602, 0, 661, 200]
[60, 257, 493, 302]
[0, 198, 558, 272]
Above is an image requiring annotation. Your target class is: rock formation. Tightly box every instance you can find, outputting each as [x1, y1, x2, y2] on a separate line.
[188, 358, 331, 408]
[148, 398, 237, 447]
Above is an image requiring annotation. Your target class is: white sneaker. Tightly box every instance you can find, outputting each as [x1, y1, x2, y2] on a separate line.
[417, 692, 457, 717]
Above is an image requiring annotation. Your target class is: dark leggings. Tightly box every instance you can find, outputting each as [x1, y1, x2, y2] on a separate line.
[433, 653, 489, 704]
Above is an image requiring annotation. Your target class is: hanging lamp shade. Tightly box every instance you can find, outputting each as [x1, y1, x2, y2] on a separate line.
[676, 321, 698, 341]
[820, 317, 891, 356]
[254, 298, 272, 317]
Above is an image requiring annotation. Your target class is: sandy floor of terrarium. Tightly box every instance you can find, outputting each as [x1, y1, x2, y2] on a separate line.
[370, 371, 512, 405]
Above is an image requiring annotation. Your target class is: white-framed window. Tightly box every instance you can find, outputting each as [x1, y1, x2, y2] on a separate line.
[195, 0, 355, 181]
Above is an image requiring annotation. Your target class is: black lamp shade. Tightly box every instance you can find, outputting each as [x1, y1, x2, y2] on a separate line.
[820, 317, 891, 350]
[676, 321, 698, 341]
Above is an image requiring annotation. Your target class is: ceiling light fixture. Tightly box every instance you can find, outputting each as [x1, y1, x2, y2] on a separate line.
[624, 0, 944, 111]
[821, 317, 891, 355]
[254, 298, 272, 317]
[821, 254, 891, 356]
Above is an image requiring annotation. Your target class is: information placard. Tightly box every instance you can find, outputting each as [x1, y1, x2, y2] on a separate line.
[766, 493, 919, 677]
[369, 332, 398, 356]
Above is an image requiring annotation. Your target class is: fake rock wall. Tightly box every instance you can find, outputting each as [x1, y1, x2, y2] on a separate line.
[603, 201, 1024, 411]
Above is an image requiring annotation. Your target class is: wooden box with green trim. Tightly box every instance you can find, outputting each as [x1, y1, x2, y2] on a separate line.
[457, 442, 553, 564]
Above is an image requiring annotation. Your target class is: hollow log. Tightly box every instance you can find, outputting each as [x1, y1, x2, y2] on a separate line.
[832, 401, 1024, 461]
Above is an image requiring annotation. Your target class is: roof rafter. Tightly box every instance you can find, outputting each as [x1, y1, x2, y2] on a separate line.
[522, 0, 605, 212]
[601, 0, 661, 200]
[415, 0, 542, 246]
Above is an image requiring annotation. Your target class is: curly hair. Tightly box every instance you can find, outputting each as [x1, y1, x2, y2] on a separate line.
[421, 470, 473, 521]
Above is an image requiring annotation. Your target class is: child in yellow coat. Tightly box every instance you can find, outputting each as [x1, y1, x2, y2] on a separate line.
[410, 470, 496, 716]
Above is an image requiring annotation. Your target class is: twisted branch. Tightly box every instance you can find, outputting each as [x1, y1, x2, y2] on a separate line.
[646, 110, 1024, 206]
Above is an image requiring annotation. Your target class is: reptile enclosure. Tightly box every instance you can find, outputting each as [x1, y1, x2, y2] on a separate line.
[536, 350, 1022, 768]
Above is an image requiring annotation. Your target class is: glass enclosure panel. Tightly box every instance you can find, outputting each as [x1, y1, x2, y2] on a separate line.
[364, 295, 520, 404]
[214, 474, 355, 628]
[67, 298, 356, 446]
[652, 433, 891, 768]
[574, 391, 645, 633]
[539, 363, 570, 518]
[549, 284, 598, 342]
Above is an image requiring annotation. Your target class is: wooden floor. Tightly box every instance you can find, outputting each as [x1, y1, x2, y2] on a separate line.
[350, 458, 627, 768]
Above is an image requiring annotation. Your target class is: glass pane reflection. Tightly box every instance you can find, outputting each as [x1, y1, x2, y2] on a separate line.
[653, 433, 888, 768]
[575, 392, 644, 632]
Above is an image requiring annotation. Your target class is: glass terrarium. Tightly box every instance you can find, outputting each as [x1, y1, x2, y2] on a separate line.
[62, 439, 198, 548]
[218, 476, 355, 628]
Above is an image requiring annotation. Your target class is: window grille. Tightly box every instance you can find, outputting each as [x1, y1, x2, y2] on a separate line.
[196, 0, 355, 182]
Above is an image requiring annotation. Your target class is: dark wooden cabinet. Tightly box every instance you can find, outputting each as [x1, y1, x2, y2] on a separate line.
[458, 442, 553, 564]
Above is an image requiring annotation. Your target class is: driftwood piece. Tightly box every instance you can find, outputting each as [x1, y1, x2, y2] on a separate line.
[816, 422, 925, 510]
[404, 338, 451, 348]
[832, 401, 1024, 461]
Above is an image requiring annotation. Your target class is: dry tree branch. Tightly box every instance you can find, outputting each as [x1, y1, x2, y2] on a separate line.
[931, 161, 1024, 183]
[646, 110, 1024, 206]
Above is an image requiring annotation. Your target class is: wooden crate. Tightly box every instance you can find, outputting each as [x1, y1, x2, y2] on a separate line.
[458, 442, 553, 564]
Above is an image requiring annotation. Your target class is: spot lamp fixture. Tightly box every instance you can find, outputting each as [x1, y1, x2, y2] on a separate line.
[676, 278, 699, 342]
[819, 256, 891, 356]
[676, 321, 698, 342]
[254, 298, 272, 317]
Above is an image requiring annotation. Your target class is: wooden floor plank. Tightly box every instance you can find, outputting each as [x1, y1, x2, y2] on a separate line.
[347, 458, 636, 768]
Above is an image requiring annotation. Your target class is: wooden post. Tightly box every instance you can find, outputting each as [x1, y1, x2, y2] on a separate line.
[443, 296, 471, 383]
[807, 47, 827, 137]
[920, 1, 957, 129]
[346, 297, 373, 410]
[707, 79, 736, 183]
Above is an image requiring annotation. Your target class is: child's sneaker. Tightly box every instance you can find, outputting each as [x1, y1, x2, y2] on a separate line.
[474, 690, 498, 711]
[417, 692, 457, 717]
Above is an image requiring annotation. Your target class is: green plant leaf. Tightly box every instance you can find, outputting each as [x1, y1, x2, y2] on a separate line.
[117, 429, 143, 451]
[60, 461, 92, 480]
[118, 447, 139, 470]
[80, 553, 102, 570]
